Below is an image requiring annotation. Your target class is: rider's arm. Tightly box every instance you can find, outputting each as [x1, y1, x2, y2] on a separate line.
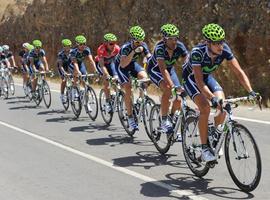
[57, 59, 66, 75]
[10, 55, 17, 68]
[41, 56, 49, 71]
[157, 59, 174, 88]
[193, 65, 215, 100]
[228, 58, 253, 92]
[4, 59, 11, 68]
[98, 58, 109, 77]
[29, 57, 36, 71]
[120, 51, 135, 68]
[87, 55, 97, 73]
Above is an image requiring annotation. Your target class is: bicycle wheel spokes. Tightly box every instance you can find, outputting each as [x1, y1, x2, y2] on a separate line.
[85, 86, 98, 121]
[42, 80, 52, 108]
[118, 93, 135, 136]
[62, 87, 69, 111]
[225, 123, 261, 192]
[9, 75, 15, 95]
[182, 115, 209, 177]
[149, 104, 171, 154]
[1, 78, 8, 99]
[142, 97, 155, 140]
[70, 86, 82, 118]
[99, 89, 113, 125]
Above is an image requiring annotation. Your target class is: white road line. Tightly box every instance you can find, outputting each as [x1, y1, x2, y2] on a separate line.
[0, 120, 208, 200]
[233, 117, 270, 125]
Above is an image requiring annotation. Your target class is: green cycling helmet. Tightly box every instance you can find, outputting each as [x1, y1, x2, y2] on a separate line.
[104, 33, 117, 42]
[62, 39, 72, 47]
[27, 44, 34, 51]
[129, 26, 145, 41]
[33, 39, 42, 48]
[161, 23, 179, 37]
[202, 23, 225, 42]
[75, 35, 87, 44]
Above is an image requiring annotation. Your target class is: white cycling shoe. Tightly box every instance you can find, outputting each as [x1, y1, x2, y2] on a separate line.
[201, 148, 216, 162]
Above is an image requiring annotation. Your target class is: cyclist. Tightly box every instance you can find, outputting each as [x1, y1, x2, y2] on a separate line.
[2, 45, 17, 68]
[147, 23, 188, 134]
[95, 33, 120, 112]
[57, 39, 72, 103]
[115, 25, 151, 131]
[182, 23, 258, 162]
[69, 35, 97, 90]
[28, 39, 50, 95]
[0, 46, 11, 68]
[19, 43, 32, 90]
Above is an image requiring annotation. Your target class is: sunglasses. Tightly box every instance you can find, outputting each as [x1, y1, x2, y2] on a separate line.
[165, 37, 178, 41]
[108, 43, 115, 46]
[78, 43, 86, 46]
[211, 40, 225, 45]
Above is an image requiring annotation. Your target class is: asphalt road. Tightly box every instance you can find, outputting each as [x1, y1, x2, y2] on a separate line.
[0, 79, 269, 200]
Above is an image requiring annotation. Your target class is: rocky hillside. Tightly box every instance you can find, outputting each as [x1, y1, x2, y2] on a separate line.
[0, 0, 269, 105]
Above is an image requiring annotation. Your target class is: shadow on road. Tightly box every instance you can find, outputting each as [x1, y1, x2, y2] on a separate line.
[70, 123, 119, 133]
[112, 151, 182, 169]
[9, 105, 39, 110]
[140, 172, 254, 199]
[37, 109, 67, 115]
[86, 133, 152, 147]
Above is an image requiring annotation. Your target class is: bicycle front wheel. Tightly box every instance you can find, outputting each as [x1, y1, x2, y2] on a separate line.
[42, 80, 52, 108]
[1, 77, 8, 99]
[62, 87, 69, 111]
[142, 96, 155, 140]
[8, 75, 15, 95]
[182, 115, 209, 177]
[225, 122, 262, 192]
[70, 86, 82, 118]
[149, 104, 172, 154]
[99, 89, 113, 125]
[84, 86, 98, 121]
[118, 93, 136, 137]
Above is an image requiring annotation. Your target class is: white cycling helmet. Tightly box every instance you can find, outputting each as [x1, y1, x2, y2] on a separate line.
[2, 45, 9, 51]
[22, 42, 30, 48]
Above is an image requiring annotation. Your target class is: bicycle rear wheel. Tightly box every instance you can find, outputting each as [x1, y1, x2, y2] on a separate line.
[149, 104, 172, 154]
[99, 89, 113, 125]
[70, 86, 82, 118]
[118, 93, 136, 137]
[225, 122, 261, 192]
[42, 80, 51, 108]
[182, 115, 209, 177]
[142, 96, 155, 140]
[84, 86, 98, 121]
[8, 75, 15, 95]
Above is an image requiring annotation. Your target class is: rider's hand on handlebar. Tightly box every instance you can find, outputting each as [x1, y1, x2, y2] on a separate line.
[211, 96, 222, 108]
[248, 91, 259, 100]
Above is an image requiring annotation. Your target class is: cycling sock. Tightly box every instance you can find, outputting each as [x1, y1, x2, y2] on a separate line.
[162, 115, 168, 121]
[202, 144, 208, 149]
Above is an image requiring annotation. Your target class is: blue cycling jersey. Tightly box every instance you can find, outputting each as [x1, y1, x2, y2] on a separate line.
[148, 40, 188, 68]
[69, 47, 91, 65]
[183, 42, 234, 75]
[29, 49, 46, 63]
[57, 49, 71, 67]
[115, 41, 150, 65]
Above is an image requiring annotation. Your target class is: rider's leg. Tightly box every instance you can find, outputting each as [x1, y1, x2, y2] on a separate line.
[137, 70, 148, 98]
[193, 94, 210, 145]
[213, 91, 226, 126]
